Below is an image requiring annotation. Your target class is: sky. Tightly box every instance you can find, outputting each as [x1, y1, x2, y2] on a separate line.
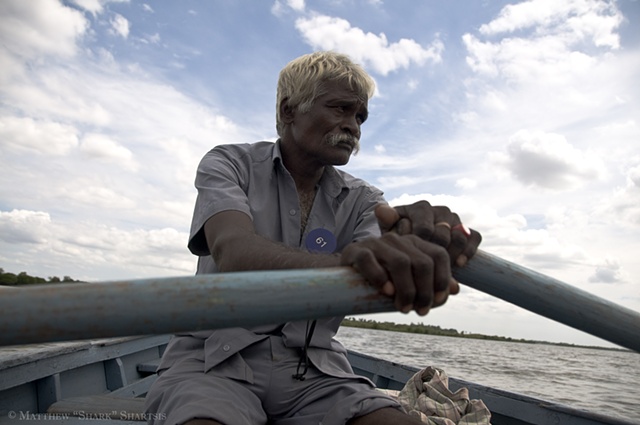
[1, 0, 639, 348]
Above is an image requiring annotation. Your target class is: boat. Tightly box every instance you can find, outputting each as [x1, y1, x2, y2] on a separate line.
[0, 333, 636, 425]
[0, 250, 639, 424]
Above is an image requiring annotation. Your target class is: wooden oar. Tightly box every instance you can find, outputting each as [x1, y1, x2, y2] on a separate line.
[0, 250, 638, 351]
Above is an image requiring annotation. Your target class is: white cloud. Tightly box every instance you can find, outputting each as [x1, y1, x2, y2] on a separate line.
[287, 0, 305, 12]
[0, 0, 87, 83]
[464, 0, 623, 84]
[158, 137, 207, 187]
[0, 1, 248, 268]
[61, 184, 137, 210]
[110, 13, 130, 38]
[0, 11, 246, 244]
[479, 0, 622, 49]
[545, 205, 591, 232]
[1, 52, 241, 148]
[80, 133, 138, 171]
[376, 175, 421, 189]
[0, 210, 51, 244]
[147, 33, 161, 44]
[271, 0, 305, 16]
[463, 33, 598, 82]
[589, 258, 624, 283]
[628, 165, 640, 188]
[0, 116, 79, 155]
[348, 149, 434, 171]
[0, 209, 194, 280]
[295, 14, 443, 75]
[1, 67, 113, 127]
[455, 178, 477, 190]
[69, 0, 104, 16]
[594, 119, 637, 137]
[596, 163, 640, 225]
[490, 130, 606, 190]
[142, 3, 154, 13]
[69, 0, 131, 16]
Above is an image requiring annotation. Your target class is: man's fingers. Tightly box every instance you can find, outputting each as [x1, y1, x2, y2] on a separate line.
[341, 233, 457, 316]
[381, 281, 395, 296]
[447, 222, 469, 266]
[431, 221, 452, 247]
[396, 218, 412, 235]
[377, 242, 416, 313]
[388, 235, 452, 315]
[375, 204, 400, 232]
[340, 244, 390, 291]
[433, 278, 458, 307]
[396, 201, 435, 240]
[449, 278, 460, 295]
[457, 229, 482, 267]
[430, 208, 461, 248]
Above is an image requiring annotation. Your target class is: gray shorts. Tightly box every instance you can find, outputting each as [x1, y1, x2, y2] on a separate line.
[145, 336, 399, 425]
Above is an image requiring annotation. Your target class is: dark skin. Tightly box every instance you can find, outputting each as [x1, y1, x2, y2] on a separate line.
[197, 78, 482, 424]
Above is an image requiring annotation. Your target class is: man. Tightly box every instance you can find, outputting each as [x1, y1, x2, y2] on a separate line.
[145, 51, 481, 425]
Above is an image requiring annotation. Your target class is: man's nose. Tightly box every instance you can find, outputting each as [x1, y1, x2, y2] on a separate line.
[341, 115, 360, 139]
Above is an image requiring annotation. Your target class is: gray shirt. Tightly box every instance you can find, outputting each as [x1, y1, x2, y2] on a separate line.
[189, 140, 384, 268]
[159, 140, 385, 376]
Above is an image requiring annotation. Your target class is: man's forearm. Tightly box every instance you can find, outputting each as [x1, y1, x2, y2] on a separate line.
[213, 233, 341, 272]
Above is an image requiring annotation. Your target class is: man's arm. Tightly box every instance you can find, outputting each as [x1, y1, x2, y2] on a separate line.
[205, 209, 456, 316]
[204, 210, 340, 272]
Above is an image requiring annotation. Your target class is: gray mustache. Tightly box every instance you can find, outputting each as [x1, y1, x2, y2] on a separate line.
[326, 134, 360, 153]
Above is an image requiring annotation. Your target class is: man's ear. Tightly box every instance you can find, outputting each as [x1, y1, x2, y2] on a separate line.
[279, 98, 295, 124]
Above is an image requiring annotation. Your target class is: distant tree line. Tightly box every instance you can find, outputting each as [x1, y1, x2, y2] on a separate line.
[342, 317, 535, 344]
[0, 268, 83, 286]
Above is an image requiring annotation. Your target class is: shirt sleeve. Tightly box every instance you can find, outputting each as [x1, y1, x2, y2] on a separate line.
[350, 185, 386, 243]
[188, 145, 253, 256]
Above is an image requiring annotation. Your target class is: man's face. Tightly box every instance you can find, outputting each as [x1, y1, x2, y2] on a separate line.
[288, 79, 368, 166]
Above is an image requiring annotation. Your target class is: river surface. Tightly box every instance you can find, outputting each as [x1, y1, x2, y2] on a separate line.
[336, 327, 640, 423]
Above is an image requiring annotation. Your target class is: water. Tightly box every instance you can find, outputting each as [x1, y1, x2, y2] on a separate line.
[336, 327, 640, 423]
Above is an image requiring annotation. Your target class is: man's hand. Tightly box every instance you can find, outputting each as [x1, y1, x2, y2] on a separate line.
[375, 201, 482, 267]
[340, 233, 458, 316]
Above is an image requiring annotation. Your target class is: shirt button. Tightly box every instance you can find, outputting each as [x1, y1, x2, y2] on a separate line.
[223, 344, 230, 352]
[289, 209, 297, 216]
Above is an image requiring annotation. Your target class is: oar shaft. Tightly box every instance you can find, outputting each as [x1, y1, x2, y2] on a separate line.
[0, 268, 393, 346]
[453, 250, 640, 352]
[0, 251, 638, 351]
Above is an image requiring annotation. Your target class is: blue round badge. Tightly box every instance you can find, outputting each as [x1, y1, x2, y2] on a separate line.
[305, 228, 337, 253]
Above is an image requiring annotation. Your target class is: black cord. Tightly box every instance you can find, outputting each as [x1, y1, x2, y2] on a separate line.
[292, 319, 317, 381]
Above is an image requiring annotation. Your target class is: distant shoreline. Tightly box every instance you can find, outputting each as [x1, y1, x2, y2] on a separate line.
[341, 318, 628, 352]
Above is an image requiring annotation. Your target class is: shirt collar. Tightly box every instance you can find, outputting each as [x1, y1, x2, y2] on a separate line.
[272, 139, 285, 164]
